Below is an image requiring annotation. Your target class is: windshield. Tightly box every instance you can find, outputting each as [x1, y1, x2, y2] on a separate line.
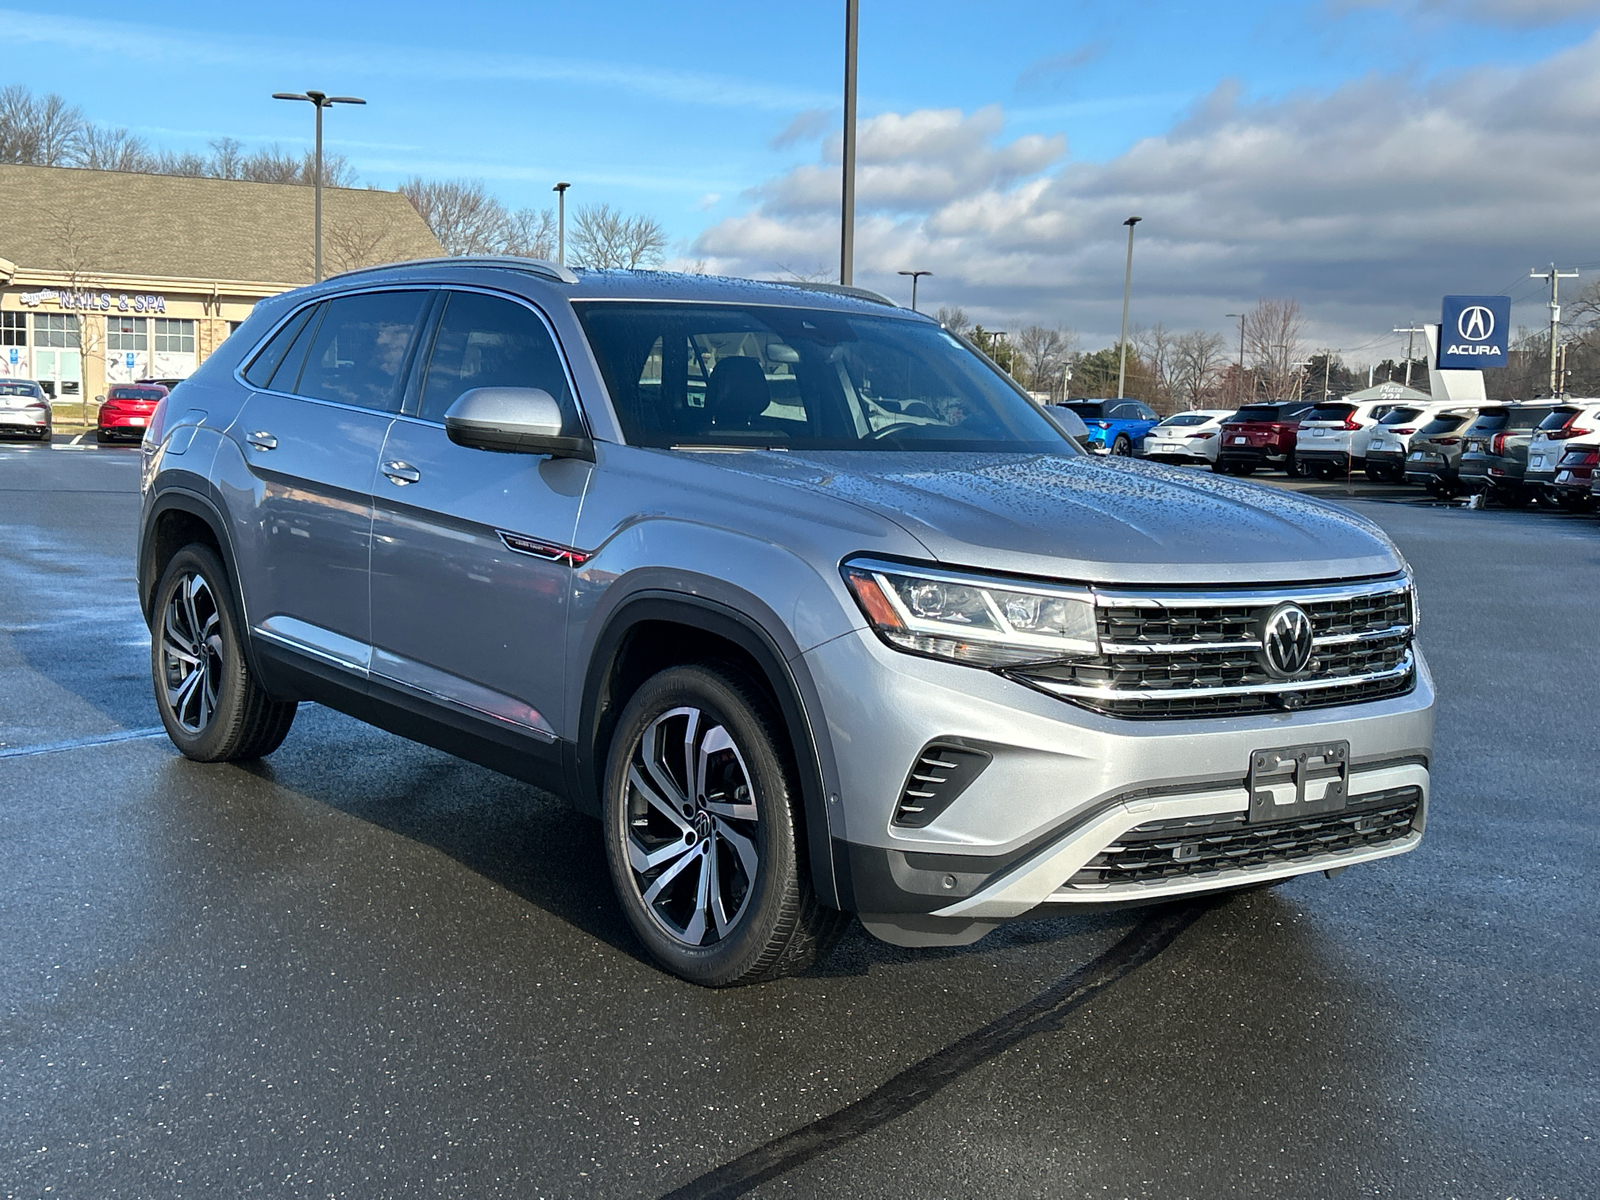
[574, 302, 1071, 452]
[1159, 413, 1210, 427]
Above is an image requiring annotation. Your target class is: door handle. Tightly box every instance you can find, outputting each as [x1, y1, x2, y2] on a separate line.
[382, 460, 421, 485]
[246, 430, 277, 451]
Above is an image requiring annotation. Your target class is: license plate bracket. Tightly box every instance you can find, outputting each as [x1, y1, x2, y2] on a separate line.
[1248, 742, 1349, 823]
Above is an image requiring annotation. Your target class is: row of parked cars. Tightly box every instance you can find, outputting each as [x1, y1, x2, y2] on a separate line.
[1054, 396, 1600, 512]
[0, 379, 175, 444]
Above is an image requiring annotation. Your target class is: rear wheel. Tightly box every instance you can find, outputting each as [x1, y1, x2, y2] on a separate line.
[603, 664, 846, 987]
[1233, 463, 1256, 476]
[152, 544, 297, 762]
[1111, 434, 1132, 456]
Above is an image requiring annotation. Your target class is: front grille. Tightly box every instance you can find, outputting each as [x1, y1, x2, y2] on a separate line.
[1011, 576, 1415, 719]
[1061, 787, 1421, 890]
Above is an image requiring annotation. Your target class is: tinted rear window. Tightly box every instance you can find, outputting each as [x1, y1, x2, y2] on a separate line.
[1234, 405, 1285, 422]
[295, 291, 427, 412]
[1471, 410, 1510, 432]
[108, 387, 165, 400]
[1537, 407, 1579, 431]
[1060, 402, 1105, 418]
[1159, 413, 1209, 427]
[1508, 407, 1553, 430]
[0, 382, 42, 397]
[1378, 407, 1423, 425]
[1418, 415, 1468, 435]
[1306, 404, 1353, 422]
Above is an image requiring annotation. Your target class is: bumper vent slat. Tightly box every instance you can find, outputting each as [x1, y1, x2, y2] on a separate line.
[892, 743, 992, 828]
[1062, 787, 1422, 889]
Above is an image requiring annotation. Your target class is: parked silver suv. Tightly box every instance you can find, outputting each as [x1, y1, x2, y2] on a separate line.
[137, 260, 1434, 986]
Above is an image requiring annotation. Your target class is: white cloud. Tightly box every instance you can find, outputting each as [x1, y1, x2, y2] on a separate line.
[693, 33, 1600, 349]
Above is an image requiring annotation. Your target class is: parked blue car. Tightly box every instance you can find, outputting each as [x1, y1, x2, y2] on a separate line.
[1053, 399, 1161, 455]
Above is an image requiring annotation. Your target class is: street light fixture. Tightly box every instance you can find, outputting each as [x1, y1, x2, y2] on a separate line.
[552, 182, 571, 267]
[897, 269, 931, 312]
[1116, 216, 1141, 399]
[271, 90, 366, 283]
[1225, 312, 1246, 403]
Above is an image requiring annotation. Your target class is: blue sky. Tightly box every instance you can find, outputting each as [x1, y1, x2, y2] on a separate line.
[9, 0, 1600, 355]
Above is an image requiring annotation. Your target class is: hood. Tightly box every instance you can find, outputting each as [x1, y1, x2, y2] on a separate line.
[703, 450, 1402, 585]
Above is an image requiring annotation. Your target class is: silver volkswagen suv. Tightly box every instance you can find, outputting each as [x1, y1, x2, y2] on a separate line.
[137, 260, 1433, 986]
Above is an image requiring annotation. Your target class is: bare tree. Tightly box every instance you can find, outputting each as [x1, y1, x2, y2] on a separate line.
[1133, 323, 1180, 409]
[570, 203, 666, 269]
[772, 262, 837, 283]
[206, 137, 246, 180]
[1172, 329, 1228, 409]
[934, 306, 971, 336]
[1013, 324, 1077, 397]
[320, 212, 404, 276]
[1244, 299, 1307, 399]
[0, 86, 85, 165]
[504, 206, 557, 259]
[400, 177, 512, 256]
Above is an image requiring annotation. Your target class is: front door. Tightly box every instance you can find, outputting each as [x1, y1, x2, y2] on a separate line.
[229, 289, 430, 673]
[369, 289, 590, 741]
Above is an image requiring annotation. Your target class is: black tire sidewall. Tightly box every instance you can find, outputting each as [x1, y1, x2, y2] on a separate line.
[151, 544, 250, 761]
[602, 665, 801, 986]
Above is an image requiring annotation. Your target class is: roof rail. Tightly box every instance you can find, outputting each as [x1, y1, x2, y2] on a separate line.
[326, 255, 580, 285]
[777, 280, 898, 308]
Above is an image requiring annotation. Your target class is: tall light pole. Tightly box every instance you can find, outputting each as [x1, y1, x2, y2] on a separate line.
[553, 182, 571, 266]
[272, 90, 365, 283]
[1115, 216, 1141, 398]
[840, 0, 859, 286]
[1226, 312, 1245, 403]
[897, 269, 930, 311]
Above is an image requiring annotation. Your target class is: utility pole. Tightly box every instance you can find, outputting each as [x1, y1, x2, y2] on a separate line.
[1226, 313, 1245, 403]
[1116, 216, 1141, 398]
[1392, 325, 1424, 387]
[552, 182, 571, 267]
[840, 0, 859, 286]
[1531, 264, 1579, 396]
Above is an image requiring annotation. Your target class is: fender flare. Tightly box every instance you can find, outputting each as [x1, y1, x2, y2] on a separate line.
[575, 590, 843, 909]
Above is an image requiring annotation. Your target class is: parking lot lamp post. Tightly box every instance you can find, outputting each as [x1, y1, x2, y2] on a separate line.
[1226, 313, 1245, 402]
[1116, 216, 1141, 398]
[272, 90, 366, 283]
[897, 269, 930, 311]
[841, 0, 859, 286]
[553, 182, 571, 267]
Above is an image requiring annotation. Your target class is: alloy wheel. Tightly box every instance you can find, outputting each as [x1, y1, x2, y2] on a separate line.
[160, 572, 223, 734]
[622, 706, 761, 947]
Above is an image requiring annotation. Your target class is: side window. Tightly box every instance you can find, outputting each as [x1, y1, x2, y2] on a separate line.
[242, 306, 315, 388]
[295, 291, 427, 412]
[418, 291, 575, 426]
[265, 304, 325, 393]
[1111, 402, 1138, 420]
[1136, 404, 1157, 421]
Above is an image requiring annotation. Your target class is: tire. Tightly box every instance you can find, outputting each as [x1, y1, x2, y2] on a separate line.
[151, 543, 297, 762]
[1233, 463, 1256, 476]
[602, 663, 847, 987]
[96, 430, 112, 444]
[1285, 453, 1308, 478]
[1111, 434, 1132, 457]
[1210, 460, 1229, 474]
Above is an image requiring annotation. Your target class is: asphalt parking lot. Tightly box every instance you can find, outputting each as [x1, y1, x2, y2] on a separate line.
[2, 439, 1597, 1200]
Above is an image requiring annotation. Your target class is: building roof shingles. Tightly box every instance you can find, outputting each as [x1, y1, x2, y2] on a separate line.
[0, 163, 443, 286]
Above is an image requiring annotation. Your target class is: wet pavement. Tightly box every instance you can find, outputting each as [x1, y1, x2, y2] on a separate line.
[2, 440, 1597, 1199]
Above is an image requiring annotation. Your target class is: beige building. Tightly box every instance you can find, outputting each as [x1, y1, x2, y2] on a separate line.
[0, 163, 443, 399]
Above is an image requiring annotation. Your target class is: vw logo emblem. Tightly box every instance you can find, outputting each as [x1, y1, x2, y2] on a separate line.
[1260, 603, 1314, 678]
[1457, 305, 1495, 341]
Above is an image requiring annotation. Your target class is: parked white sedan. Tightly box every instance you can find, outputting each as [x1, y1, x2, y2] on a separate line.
[1140, 409, 1235, 465]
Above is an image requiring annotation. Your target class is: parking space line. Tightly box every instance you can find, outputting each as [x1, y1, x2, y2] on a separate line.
[0, 727, 167, 760]
[659, 903, 1208, 1200]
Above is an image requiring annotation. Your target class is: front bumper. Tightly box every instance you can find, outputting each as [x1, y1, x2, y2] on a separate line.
[806, 628, 1435, 942]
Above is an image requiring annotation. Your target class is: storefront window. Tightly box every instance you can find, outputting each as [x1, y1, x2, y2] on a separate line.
[33, 313, 80, 348]
[1, 312, 25, 346]
[154, 318, 196, 354]
[107, 316, 149, 351]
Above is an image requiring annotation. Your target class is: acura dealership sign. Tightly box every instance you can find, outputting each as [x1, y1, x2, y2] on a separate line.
[1438, 295, 1510, 369]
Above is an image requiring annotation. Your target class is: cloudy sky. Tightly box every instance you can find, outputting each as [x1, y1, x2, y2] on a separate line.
[9, 0, 1600, 357]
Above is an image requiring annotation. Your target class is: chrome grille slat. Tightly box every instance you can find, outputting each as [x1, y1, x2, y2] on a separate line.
[1012, 574, 1416, 719]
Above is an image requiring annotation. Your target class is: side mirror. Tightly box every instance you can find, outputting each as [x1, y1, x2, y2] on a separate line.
[443, 387, 594, 460]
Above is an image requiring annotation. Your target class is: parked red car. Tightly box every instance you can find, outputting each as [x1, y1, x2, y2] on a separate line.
[1551, 443, 1598, 512]
[97, 384, 169, 444]
[1214, 401, 1315, 476]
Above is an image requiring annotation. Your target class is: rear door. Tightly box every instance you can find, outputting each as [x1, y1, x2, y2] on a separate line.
[230, 289, 431, 673]
[369, 288, 591, 744]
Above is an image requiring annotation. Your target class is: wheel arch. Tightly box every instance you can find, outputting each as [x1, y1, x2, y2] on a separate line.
[575, 590, 843, 909]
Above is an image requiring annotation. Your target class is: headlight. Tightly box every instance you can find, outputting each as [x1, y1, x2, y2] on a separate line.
[842, 558, 1098, 667]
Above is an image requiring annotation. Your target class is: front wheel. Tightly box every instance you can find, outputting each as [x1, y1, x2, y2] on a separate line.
[152, 544, 297, 762]
[603, 664, 845, 987]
